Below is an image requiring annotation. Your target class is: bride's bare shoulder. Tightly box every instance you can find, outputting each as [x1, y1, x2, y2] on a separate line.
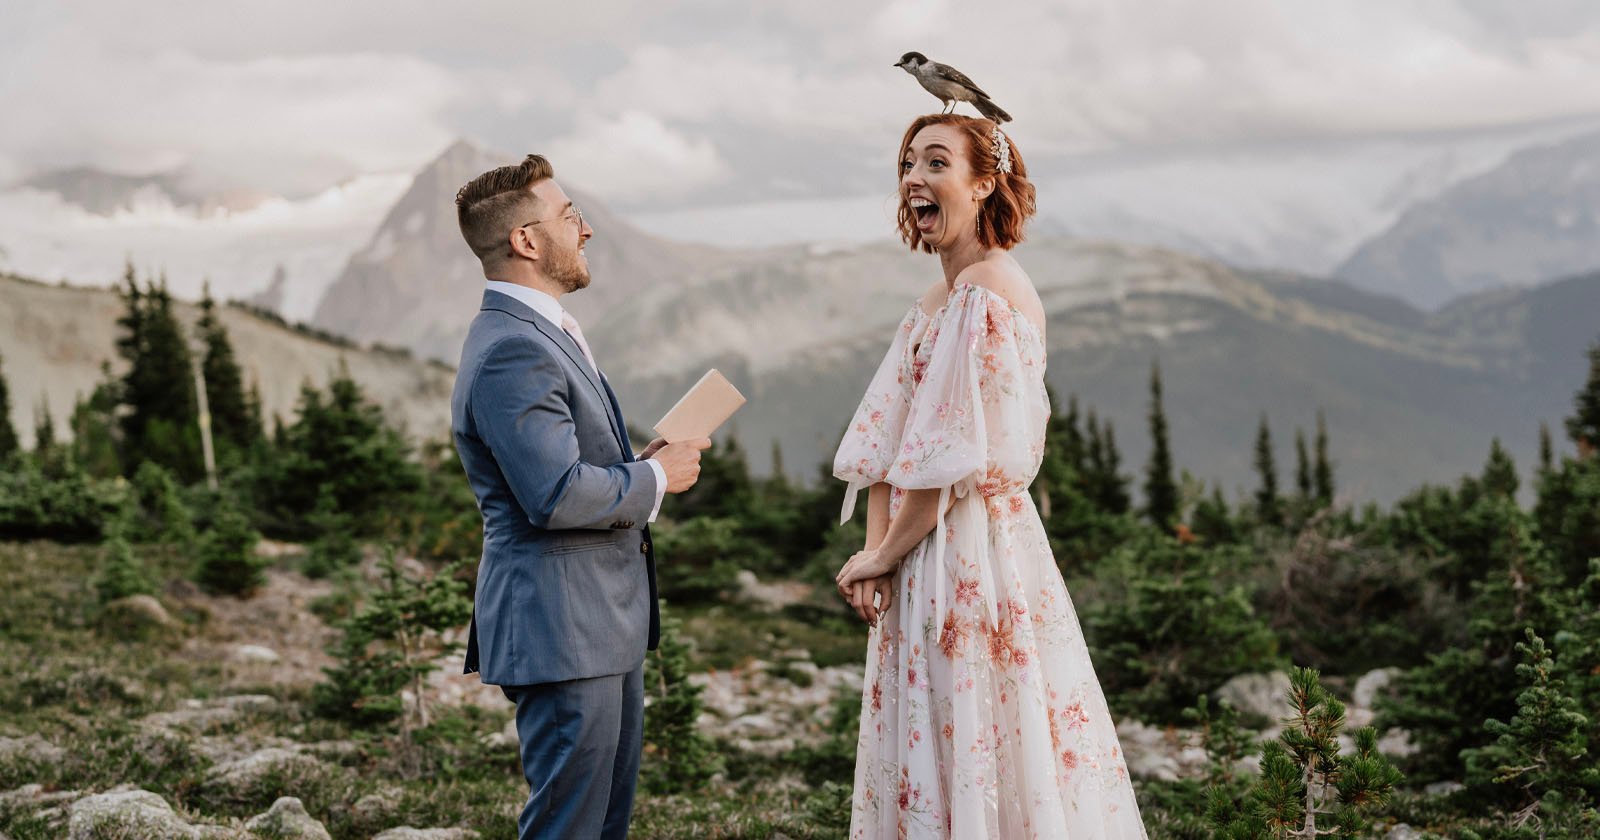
[958, 256, 1045, 329]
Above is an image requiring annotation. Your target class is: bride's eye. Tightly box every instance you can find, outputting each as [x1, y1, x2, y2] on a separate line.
[901, 160, 914, 172]
[929, 159, 946, 169]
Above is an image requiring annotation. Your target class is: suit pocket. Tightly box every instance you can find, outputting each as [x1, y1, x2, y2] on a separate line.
[544, 535, 621, 555]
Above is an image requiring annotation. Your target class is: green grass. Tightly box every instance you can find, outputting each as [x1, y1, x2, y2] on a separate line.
[0, 541, 864, 840]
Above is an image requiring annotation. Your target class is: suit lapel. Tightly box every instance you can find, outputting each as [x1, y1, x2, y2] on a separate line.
[481, 291, 629, 457]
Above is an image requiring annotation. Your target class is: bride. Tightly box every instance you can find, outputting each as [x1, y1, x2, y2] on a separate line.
[833, 114, 1148, 838]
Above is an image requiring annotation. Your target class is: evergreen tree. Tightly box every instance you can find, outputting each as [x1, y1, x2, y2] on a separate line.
[1254, 414, 1282, 526]
[93, 535, 157, 604]
[1144, 361, 1179, 530]
[194, 496, 265, 596]
[70, 364, 122, 478]
[1037, 386, 1075, 521]
[1208, 668, 1403, 838]
[641, 602, 720, 794]
[258, 370, 421, 535]
[1462, 629, 1598, 836]
[32, 398, 55, 455]
[1295, 428, 1313, 502]
[1539, 422, 1555, 477]
[1482, 438, 1520, 499]
[1565, 340, 1600, 457]
[116, 272, 201, 479]
[1314, 410, 1335, 505]
[1191, 485, 1239, 545]
[0, 351, 18, 461]
[1085, 413, 1131, 515]
[196, 281, 257, 457]
[312, 551, 473, 734]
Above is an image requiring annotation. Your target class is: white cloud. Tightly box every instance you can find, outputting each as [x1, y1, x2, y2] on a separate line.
[545, 111, 730, 198]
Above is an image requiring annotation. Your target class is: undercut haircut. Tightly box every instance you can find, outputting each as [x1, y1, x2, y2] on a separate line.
[455, 154, 555, 264]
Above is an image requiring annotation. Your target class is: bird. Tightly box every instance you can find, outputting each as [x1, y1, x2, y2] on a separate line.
[893, 51, 1012, 123]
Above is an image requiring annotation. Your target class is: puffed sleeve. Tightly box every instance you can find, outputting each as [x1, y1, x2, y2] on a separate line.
[832, 307, 920, 522]
[885, 285, 1046, 499]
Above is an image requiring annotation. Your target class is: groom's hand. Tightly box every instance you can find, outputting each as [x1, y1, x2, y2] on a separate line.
[650, 437, 712, 493]
[637, 437, 669, 461]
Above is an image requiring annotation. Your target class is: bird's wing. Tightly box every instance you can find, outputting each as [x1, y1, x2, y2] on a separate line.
[931, 62, 990, 98]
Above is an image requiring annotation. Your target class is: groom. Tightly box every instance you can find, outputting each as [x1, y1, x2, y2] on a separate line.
[450, 154, 709, 839]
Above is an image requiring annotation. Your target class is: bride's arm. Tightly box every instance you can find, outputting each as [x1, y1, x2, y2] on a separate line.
[838, 486, 942, 591]
[865, 483, 890, 550]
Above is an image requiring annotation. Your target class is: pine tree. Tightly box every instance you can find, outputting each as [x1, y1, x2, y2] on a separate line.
[196, 282, 256, 457]
[312, 550, 473, 734]
[1314, 410, 1335, 505]
[1482, 438, 1520, 499]
[32, 398, 55, 455]
[1463, 628, 1598, 834]
[0, 351, 18, 461]
[1086, 413, 1131, 515]
[1254, 414, 1282, 526]
[70, 367, 123, 479]
[1565, 340, 1600, 458]
[1144, 361, 1179, 530]
[1295, 428, 1313, 502]
[641, 601, 720, 794]
[1208, 667, 1403, 838]
[116, 272, 201, 479]
[194, 496, 265, 596]
[1539, 422, 1555, 477]
[93, 535, 157, 604]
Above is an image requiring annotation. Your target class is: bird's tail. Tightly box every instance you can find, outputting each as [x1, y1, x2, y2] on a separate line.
[974, 97, 1012, 124]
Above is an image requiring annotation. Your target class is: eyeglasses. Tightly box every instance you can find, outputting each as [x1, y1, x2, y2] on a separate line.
[519, 205, 585, 230]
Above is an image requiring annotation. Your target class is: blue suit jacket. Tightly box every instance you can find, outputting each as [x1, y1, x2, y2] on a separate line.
[451, 289, 660, 686]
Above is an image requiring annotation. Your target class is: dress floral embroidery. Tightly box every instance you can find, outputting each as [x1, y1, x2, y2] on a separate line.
[835, 284, 1147, 839]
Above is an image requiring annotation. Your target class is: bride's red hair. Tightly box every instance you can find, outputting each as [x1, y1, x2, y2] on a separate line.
[896, 114, 1036, 253]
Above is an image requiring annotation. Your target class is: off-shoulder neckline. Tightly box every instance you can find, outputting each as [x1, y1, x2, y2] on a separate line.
[911, 282, 1044, 340]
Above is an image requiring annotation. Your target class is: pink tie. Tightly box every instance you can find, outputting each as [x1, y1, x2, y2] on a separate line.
[560, 311, 600, 377]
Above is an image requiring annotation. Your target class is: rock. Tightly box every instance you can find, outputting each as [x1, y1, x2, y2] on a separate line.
[372, 829, 480, 840]
[231, 645, 281, 665]
[140, 694, 277, 733]
[1214, 672, 1292, 723]
[0, 782, 81, 808]
[1425, 780, 1465, 797]
[0, 734, 67, 767]
[244, 796, 331, 840]
[68, 789, 200, 840]
[204, 748, 331, 799]
[1386, 823, 1423, 840]
[480, 717, 519, 751]
[1353, 668, 1401, 709]
[1376, 728, 1417, 758]
[1115, 720, 1181, 782]
[352, 788, 403, 822]
[731, 570, 810, 612]
[99, 595, 178, 637]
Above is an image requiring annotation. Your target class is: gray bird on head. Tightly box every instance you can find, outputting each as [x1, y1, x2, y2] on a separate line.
[894, 51, 1012, 124]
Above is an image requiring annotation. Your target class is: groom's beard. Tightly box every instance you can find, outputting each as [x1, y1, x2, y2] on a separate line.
[541, 233, 591, 293]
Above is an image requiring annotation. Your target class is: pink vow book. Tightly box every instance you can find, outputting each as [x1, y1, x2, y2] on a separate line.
[653, 369, 747, 443]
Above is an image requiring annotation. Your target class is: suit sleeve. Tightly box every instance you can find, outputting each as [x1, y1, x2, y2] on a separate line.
[470, 334, 658, 530]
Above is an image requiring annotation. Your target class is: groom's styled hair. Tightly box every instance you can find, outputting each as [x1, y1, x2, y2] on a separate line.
[456, 154, 555, 265]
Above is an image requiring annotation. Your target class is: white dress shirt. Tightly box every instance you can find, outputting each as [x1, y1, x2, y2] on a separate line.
[485, 280, 666, 523]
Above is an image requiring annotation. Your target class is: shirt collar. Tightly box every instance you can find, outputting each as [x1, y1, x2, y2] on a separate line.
[485, 280, 565, 328]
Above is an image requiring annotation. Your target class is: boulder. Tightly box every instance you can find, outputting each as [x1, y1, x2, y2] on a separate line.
[1214, 671, 1292, 723]
[0, 734, 67, 767]
[231, 645, 282, 665]
[68, 789, 199, 840]
[1353, 668, 1401, 709]
[244, 796, 331, 840]
[204, 748, 332, 800]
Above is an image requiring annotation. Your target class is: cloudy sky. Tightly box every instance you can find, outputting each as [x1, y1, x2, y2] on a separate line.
[6, 0, 1600, 209]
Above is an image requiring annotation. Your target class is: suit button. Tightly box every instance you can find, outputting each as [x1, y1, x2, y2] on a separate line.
[640, 541, 648, 554]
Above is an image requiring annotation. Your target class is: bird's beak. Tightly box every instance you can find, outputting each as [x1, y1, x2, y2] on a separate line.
[892, 61, 902, 67]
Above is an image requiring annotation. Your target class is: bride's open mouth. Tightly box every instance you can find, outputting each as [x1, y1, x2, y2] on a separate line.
[910, 197, 940, 233]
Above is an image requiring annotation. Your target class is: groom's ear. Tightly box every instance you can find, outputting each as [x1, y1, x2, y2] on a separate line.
[507, 224, 539, 262]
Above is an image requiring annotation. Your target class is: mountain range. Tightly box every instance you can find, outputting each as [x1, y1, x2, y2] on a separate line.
[0, 274, 454, 452]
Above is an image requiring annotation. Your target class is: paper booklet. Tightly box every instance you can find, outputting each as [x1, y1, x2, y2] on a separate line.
[653, 369, 747, 443]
